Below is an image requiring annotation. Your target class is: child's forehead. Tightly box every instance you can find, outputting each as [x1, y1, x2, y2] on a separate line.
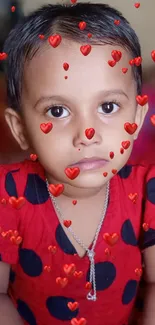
[27, 39, 131, 67]
[23, 40, 135, 100]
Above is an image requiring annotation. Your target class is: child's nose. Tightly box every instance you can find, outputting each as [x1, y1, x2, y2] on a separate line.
[73, 124, 102, 148]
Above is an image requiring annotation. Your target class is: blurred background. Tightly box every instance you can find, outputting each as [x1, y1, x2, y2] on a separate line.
[0, 0, 154, 165]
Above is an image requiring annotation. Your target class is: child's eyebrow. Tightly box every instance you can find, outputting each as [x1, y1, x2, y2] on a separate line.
[33, 89, 129, 109]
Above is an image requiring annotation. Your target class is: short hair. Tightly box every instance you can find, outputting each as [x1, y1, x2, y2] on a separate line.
[3, 2, 142, 112]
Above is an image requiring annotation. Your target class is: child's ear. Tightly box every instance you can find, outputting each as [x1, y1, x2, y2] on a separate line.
[133, 103, 149, 140]
[4, 108, 30, 150]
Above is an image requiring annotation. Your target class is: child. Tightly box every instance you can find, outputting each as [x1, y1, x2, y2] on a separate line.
[0, 2, 155, 325]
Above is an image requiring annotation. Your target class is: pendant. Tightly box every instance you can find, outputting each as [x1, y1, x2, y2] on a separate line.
[87, 291, 97, 301]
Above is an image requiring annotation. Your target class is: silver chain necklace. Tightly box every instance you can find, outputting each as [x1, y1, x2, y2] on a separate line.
[46, 179, 110, 302]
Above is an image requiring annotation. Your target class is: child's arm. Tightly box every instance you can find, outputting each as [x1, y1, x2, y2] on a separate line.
[141, 245, 155, 325]
[0, 262, 24, 325]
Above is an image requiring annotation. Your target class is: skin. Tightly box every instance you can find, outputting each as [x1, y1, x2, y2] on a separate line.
[5, 40, 148, 204]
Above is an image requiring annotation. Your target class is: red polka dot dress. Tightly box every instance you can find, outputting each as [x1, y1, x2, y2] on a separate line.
[0, 160, 155, 325]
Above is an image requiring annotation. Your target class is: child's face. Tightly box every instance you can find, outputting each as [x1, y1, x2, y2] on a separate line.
[5, 40, 148, 196]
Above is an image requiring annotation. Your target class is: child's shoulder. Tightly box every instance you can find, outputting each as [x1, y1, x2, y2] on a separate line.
[117, 162, 155, 198]
[0, 159, 45, 198]
[120, 162, 155, 181]
[0, 158, 41, 174]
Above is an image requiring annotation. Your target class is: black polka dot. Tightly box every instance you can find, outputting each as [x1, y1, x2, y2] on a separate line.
[9, 269, 16, 283]
[118, 165, 132, 179]
[86, 262, 116, 291]
[122, 280, 138, 304]
[0, 254, 2, 261]
[46, 296, 79, 321]
[146, 177, 155, 204]
[17, 299, 37, 325]
[5, 169, 20, 197]
[121, 219, 137, 246]
[24, 174, 48, 204]
[19, 248, 43, 277]
[55, 224, 76, 255]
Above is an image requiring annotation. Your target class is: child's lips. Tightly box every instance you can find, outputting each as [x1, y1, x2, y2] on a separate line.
[69, 157, 109, 171]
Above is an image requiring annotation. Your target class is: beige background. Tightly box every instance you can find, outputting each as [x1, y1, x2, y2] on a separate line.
[21, 0, 155, 71]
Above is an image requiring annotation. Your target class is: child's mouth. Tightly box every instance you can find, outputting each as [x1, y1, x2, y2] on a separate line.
[69, 157, 109, 171]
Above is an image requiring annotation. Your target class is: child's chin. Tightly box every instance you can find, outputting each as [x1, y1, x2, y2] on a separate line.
[70, 171, 110, 189]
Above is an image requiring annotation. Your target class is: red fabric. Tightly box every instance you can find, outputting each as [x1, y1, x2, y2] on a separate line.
[0, 160, 155, 325]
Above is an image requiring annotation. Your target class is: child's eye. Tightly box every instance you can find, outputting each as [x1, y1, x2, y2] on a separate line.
[46, 105, 70, 118]
[98, 102, 120, 114]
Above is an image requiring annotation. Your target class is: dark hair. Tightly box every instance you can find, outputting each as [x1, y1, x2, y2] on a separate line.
[3, 2, 142, 112]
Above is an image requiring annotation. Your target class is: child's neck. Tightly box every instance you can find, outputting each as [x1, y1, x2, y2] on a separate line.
[54, 183, 108, 208]
[62, 184, 106, 200]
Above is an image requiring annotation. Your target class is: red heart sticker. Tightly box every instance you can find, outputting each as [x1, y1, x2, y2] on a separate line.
[56, 277, 68, 288]
[111, 50, 122, 62]
[103, 172, 108, 177]
[74, 271, 83, 278]
[10, 235, 22, 245]
[108, 60, 116, 67]
[72, 200, 77, 205]
[0, 52, 8, 60]
[129, 59, 135, 66]
[124, 122, 138, 135]
[30, 154, 38, 161]
[112, 169, 117, 174]
[68, 301, 79, 311]
[11, 6, 16, 12]
[13, 230, 18, 237]
[134, 3, 140, 8]
[103, 233, 119, 246]
[39, 34, 45, 40]
[85, 282, 92, 290]
[63, 220, 72, 228]
[122, 68, 128, 74]
[135, 268, 142, 277]
[65, 167, 80, 180]
[70, 0, 77, 3]
[151, 50, 155, 62]
[48, 184, 64, 197]
[142, 223, 149, 232]
[150, 115, 155, 126]
[40, 122, 53, 134]
[121, 141, 131, 149]
[87, 33, 92, 38]
[44, 265, 51, 272]
[9, 197, 25, 209]
[134, 56, 142, 66]
[63, 62, 69, 71]
[120, 148, 124, 154]
[85, 128, 95, 139]
[128, 193, 138, 203]
[63, 263, 76, 276]
[48, 245, 57, 254]
[1, 198, 7, 205]
[80, 45, 91, 56]
[136, 95, 148, 106]
[105, 248, 111, 256]
[109, 152, 114, 159]
[48, 34, 62, 48]
[79, 21, 87, 30]
[71, 318, 87, 325]
[114, 20, 120, 25]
